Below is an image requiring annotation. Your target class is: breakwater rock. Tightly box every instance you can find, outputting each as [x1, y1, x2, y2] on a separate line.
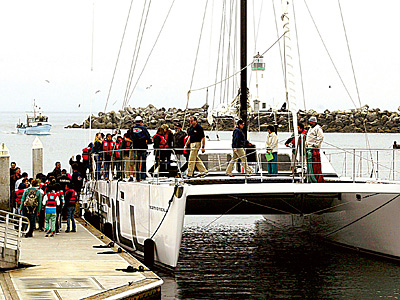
[66, 104, 400, 133]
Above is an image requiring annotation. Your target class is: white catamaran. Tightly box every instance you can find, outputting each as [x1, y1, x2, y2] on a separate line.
[83, 1, 400, 269]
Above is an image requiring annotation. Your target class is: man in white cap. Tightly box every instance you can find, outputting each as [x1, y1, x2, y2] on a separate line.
[306, 116, 324, 182]
[129, 116, 151, 181]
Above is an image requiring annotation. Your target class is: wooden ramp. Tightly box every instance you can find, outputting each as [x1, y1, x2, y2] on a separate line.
[0, 219, 162, 300]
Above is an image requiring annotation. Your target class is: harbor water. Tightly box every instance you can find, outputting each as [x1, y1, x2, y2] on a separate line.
[2, 111, 400, 299]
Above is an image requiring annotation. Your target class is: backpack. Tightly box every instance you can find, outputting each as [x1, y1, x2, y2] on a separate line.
[25, 188, 39, 213]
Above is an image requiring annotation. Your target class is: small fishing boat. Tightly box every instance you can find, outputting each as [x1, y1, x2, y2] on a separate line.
[16, 100, 51, 135]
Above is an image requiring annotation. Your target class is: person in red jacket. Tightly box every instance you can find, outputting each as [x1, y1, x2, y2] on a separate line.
[102, 134, 115, 180]
[64, 183, 77, 233]
[112, 136, 123, 179]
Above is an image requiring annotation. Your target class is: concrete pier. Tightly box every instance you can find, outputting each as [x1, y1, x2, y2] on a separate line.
[0, 144, 10, 211]
[31, 137, 43, 179]
[0, 219, 162, 300]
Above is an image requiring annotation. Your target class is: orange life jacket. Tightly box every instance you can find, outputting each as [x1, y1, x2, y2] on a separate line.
[82, 147, 90, 160]
[102, 140, 115, 156]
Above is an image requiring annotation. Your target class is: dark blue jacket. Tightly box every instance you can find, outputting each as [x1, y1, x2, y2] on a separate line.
[232, 127, 247, 148]
[130, 124, 151, 149]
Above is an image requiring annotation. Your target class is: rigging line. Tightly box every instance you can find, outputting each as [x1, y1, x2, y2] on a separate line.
[127, 0, 176, 104]
[337, 0, 373, 170]
[125, 1, 153, 109]
[203, 199, 245, 229]
[103, 0, 134, 113]
[248, 0, 264, 88]
[291, 0, 307, 111]
[271, 0, 285, 80]
[211, 0, 226, 111]
[122, 0, 149, 109]
[219, 0, 227, 105]
[189, 32, 286, 93]
[228, 195, 295, 215]
[303, 0, 358, 109]
[325, 194, 400, 238]
[223, 0, 235, 105]
[183, 0, 210, 128]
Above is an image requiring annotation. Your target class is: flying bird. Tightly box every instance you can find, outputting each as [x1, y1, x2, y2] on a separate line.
[45, 80, 50, 83]
[95, 90, 100, 94]
[146, 85, 152, 89]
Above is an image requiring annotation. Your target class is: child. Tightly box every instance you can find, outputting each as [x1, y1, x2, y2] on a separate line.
[42, 185, 60, 237]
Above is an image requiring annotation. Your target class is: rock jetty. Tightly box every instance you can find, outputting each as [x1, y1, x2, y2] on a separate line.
[66, 104, 400, 133]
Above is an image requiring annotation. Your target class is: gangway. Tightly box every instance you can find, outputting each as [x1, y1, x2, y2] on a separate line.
[0, 210, 29, 269]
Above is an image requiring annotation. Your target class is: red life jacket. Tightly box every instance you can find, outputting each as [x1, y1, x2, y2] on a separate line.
[183, 135, 189, 154]
[102, 140, 115, 156]
[82, 147, 90, 160]
[45, 192, 57, 208]
[15, 189, 25, 205]
[152, 134, 167, 149]
[57, 190, 63, 199]
[122, 140, 132, 149]
[66, 189, 77, 204]
[164, 132, 170, 148]
[293, 130, 308, 145]
[39, 183, 45, 189]
[114, 142, 121, 159]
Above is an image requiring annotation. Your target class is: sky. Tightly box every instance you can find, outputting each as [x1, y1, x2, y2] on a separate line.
[1, 0, 400, 114]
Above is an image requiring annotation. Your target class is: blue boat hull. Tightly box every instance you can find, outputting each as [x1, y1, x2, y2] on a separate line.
[17, 124, 52, 135]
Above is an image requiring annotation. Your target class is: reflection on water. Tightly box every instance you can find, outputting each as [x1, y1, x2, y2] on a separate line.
[161, 215, 400, 299]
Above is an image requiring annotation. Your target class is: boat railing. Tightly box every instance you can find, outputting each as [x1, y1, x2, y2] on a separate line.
[88, 146, 400, 183]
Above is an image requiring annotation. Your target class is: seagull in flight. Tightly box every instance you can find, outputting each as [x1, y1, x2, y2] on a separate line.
[146, 85, 152, 89]
[45, 80, 50, 83]
[95, 90, 100, 94]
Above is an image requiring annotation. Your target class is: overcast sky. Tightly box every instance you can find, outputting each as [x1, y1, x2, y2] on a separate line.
[1, 0, 399, 114]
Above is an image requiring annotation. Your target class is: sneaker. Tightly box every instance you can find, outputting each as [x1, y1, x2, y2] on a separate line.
[45, 233, 49, 237]
[65, 230, 70, 233]
[50, 233, 54, 237]
[199, 172, 208, 178]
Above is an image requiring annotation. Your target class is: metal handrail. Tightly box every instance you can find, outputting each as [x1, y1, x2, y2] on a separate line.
[0, 210, 29, 259]
[88, 146, 400, 183]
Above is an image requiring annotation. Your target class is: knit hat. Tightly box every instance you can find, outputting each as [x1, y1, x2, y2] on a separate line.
[309, 116, 317, 123]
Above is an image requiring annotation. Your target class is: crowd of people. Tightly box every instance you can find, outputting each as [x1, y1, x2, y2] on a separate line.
[10, 160, 83, 238]
[83, 114, 325, 182]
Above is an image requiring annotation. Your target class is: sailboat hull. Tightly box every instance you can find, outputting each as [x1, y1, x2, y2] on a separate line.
[85, 179, 400, 268]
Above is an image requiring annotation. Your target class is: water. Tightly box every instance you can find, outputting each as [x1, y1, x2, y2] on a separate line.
[2, 112, 400, 299]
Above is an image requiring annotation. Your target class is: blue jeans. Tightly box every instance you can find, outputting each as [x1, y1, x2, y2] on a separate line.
[136, 150, 147, 181]
[66, 206, 76, 231]
[268, 152, 278, 174]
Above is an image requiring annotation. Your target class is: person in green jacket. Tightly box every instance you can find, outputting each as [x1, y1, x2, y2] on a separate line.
[20, 179, 42, 237]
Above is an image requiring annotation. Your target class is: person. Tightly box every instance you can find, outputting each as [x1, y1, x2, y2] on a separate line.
[10, 167, 21, 212]
[161, 124, 174, 171]
[52, 162, 62, 179]
[285, 123, 308, 152]
[130, 116, 151, 181]
[64, 183, 77, 233]
[92, 133, 103, 180]
[306, 116, 325, 183]
[149, 127, 167, 176]
[20, 179, 42, 237]
[226, 120, 255, 176]
[15, 179, 28, 214]
[15, 172, 28, 190]
[10, 162, 16, 177]
[265, 125, 278, 174]
[82, 143, 92, 178]
[102, 133, 115, 180]
[43, 184, 60, 237]
[112, 136, 123, 179]
[69, 155, 87, 180]
[393, 141, 400, 149]
[173, 123, 187, 172]
[121, 133, 134, 179]
[185, 116, 208, 178]
[71, 163, 83, 217]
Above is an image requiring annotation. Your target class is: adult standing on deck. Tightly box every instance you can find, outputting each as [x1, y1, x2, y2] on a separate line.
[20, 179, 42, 237]
[184, 116, 208, 178]
[265, 125, 278, 174]
[52, 162, 62, 179]
[130, 116, 151, 182]
[173, 123, 186, 171]
[306, 116, 325, 183]
[226, 120, 254, 176]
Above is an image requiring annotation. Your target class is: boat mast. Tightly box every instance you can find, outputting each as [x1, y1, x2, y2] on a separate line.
[240, 0, 248, 138]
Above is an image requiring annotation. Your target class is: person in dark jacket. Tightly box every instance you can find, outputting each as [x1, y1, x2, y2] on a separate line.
[173, 123, 187, 171]
[92, 133, 103, 180]
[130, 116, 151, 181]
[226, 119, 255, 176]
[69, 155, 87, 179]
